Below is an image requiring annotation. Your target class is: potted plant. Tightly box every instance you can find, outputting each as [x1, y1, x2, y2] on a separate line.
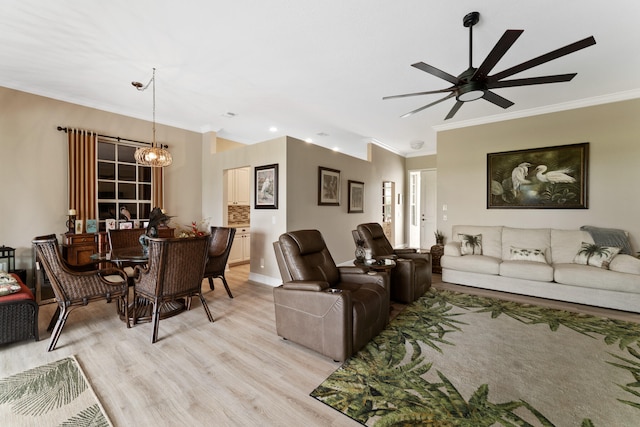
[434, 230, 445, 245]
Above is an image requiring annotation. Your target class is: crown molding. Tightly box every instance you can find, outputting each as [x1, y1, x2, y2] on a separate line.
[433, 89, 640, 132]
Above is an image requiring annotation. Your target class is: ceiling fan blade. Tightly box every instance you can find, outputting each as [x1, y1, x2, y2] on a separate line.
[383, 87, 456, 100]
[411, 62, 461, 85]
[487, 36, 596, 82]
[400, 92, 456, 118]
[487, 73, 577, 89]
[445, 101, 464, 120]
[482, 90, 514, 109]
[472, 29, 524, 81]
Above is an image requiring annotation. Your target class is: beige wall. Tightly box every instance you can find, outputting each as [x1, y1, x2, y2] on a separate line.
[286, 139, 406, 263]
[406, 154, 437, 170]
[202, 136, 407, 285]
[437, 98, 640, 251]
[202, 136, 288, 285]
[0, 86, 203, 279]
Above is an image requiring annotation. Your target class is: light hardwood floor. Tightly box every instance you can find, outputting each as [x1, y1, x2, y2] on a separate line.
[2, 265, 359, 427]
[3, 269, 638, 426]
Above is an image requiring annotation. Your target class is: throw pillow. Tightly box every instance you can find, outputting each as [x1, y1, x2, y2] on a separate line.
[458, 233, 482, 255]
[573, 242, 621, 269]
[0, 284, 20, 296]
[510, 246, 548, 263]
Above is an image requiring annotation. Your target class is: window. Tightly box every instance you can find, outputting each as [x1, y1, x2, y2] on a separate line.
[97, 140, 152, 231]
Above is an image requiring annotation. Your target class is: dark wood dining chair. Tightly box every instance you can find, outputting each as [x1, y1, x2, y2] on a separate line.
[202, 226, 236, 298]
[132, 235, 212, 343]
[32, 234, 129, 351]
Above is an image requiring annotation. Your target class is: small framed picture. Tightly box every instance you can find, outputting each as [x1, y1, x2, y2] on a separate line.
[318, 166, 340, 206]
[75, 219, 84, 234]
[106, 219, 117, 230]
[85, 219, 98, 233]
[254, 163, 278, 209]
[119, 221, 133, 229]
[348, 180, 365, 213]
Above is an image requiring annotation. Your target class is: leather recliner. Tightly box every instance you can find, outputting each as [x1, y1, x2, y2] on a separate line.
[356, 222, 431, 303]
[273, 229, 389, 362]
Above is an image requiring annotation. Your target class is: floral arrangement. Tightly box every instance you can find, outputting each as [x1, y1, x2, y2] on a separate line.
[434, 230, 445, 244]
[178, 218, 210, 238]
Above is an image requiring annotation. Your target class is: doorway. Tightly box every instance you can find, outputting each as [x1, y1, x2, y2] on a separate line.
[409, 169, 437, 249]
[382, 181, 395, 245]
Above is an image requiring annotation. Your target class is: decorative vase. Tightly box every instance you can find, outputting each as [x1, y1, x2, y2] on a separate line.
[355, 245, 366, 262]
[139, 234, 149, 255]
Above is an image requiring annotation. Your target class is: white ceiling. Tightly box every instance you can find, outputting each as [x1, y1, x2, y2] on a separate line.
[2, 0, 639, 159]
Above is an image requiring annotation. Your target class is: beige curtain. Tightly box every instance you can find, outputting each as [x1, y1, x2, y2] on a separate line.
[68, 129, 97, 232]
[152, 166, 164, 210]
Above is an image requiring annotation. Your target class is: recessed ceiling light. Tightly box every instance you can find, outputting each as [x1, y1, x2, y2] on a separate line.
[221, 112, 237, 118]
[317, 132, 329, 137]
[305, 138, 313, 143]
[332, 147, 340, 152]
[269, 126, 278, 132]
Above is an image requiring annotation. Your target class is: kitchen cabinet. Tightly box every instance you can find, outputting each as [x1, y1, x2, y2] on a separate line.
[228, 227, 250, 265]
[228, 167, 250, 206]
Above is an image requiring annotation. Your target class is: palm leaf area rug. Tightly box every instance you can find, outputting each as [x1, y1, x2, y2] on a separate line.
[0, 355, 112, 426]
[311, 289, 640, 426]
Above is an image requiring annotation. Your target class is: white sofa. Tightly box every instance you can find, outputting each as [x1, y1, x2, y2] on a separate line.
[441, 225, 640, 313]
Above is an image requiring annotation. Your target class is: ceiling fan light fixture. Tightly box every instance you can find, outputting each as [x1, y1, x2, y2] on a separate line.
[456, 81, 486, 102]
[384, 11, 595, 120]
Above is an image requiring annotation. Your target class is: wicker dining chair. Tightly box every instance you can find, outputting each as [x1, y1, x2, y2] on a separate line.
[202, 226, 236, 298]
[132, 235, 213, 343]
[107, 228, 147, 284]
[32, 234, 129, 351]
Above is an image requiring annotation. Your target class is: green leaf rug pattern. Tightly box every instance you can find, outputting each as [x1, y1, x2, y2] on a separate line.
[311, 289, 640, 426]
[0, 356, 112, 426]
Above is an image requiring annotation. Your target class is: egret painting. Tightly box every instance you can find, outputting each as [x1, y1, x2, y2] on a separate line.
[487, 143, 588, 209]
[254, 163, 278, 209]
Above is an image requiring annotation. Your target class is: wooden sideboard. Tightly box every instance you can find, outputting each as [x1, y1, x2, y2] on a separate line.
[61, 233, 97, 266]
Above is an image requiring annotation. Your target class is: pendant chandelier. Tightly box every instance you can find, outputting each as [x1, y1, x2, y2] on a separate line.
[132, 68, 172, 167]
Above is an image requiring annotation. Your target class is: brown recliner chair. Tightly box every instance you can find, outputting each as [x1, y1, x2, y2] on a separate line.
[355, 222, 431, 303]
[273, 229, 390, 362]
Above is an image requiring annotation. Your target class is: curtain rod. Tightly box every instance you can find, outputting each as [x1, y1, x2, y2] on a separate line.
[56, 126, 168, 148]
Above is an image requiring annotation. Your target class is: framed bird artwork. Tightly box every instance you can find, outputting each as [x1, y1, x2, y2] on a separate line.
[487, 143, 588, 209]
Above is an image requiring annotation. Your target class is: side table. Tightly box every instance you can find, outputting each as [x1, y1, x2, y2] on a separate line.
[430, 244, 444, 274]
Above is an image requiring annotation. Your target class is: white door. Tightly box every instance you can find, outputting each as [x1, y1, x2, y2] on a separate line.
[420, 170, 437, 249]
[409, 172, 420, 248]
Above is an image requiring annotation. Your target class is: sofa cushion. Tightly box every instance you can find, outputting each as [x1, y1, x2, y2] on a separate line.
[452, 226, 502, 259]
[555, 263, 640, 293]
[509, 246, 547, 263]
[502, 227, 551, 263]
[550, 229, 594, 264]
[573, 243, 621, 269]
[609, 255, 640, 275]
[500, 260, 554, 282]
[459, 233, 483, 255]
[580, 225, 633, 255]
[440, 254, 501, 275]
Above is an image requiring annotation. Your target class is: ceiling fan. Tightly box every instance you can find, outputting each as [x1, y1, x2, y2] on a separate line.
[384, 12, 596, 120]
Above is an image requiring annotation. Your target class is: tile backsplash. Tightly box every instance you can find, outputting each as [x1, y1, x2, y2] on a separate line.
[228, 205, 250, 225]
